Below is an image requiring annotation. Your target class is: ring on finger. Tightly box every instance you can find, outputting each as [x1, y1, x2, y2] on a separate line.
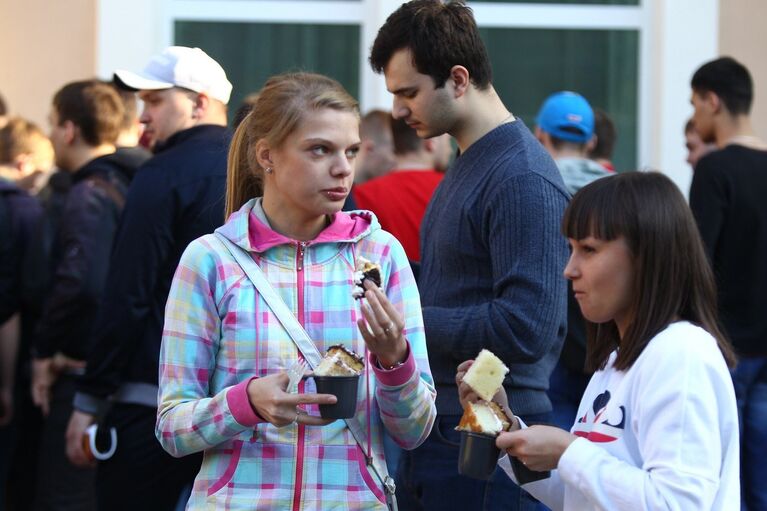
[383, 322, 394, 334]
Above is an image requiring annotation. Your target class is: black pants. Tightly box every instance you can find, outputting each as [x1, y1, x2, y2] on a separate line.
[1, 376, 42, 511]
[34, 376, 96, 511]
[95, 404, 201, 511]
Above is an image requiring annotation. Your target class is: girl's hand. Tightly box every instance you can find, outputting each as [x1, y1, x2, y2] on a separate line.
[496, 425, 577, 471]
[456, 359, 516, 428]
[246, 372, 337, 427]
[357, 280, 408, 368]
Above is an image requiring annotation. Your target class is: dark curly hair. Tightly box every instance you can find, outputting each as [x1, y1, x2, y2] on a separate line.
[369, 0, 492, 90]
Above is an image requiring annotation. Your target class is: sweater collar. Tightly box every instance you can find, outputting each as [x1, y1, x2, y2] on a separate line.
[456, 118, 527, 166]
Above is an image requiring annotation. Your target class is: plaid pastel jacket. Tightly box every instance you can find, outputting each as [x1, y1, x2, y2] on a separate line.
[157, 199, 436, 510]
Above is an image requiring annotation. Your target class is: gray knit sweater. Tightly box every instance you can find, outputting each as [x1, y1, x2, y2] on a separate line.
[419, 119, 570, 416]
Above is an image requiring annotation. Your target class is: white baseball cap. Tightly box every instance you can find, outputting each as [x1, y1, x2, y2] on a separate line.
[113, 46, 233, 104]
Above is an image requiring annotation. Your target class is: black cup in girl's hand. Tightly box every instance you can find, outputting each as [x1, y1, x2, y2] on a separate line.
[510, 455, 551, 484]
[313, 375, 359, 419]
[457, 430, 500, 480]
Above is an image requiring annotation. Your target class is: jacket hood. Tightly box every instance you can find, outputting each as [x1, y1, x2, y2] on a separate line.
[215, 198, 379, 253]
[73, 149, 147, 185]
[112, 146, 152, 174]
[555, 157, 612, 196]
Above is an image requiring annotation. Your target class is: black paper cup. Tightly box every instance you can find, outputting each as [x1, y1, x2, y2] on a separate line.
[510, 455, 551, 484]
[457, 431, 500, 480]
[313, 375, 360, 419]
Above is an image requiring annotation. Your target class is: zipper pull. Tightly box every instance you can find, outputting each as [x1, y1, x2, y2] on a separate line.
[296, 241, 307, 271]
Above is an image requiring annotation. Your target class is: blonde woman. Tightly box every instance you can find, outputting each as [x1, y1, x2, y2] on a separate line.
[156, 73, 436, 510]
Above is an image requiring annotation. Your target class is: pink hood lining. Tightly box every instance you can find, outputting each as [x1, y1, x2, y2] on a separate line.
[248, 210, 373, 252]
[215, 198, 377, 253]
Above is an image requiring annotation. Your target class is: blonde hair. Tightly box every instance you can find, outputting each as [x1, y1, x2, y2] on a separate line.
[225, 72, 359, 219]
[0, 116, 50, 164]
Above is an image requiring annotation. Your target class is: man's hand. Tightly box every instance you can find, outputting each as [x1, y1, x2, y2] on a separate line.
[31, 358, 56, 416]
[32, 354, 86, 416]
[66, 410, 97, 467]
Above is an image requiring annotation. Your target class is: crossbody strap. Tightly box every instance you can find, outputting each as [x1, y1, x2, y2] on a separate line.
[214, 233, 397, 510]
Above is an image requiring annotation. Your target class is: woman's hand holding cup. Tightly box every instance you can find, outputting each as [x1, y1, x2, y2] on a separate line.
[246, 372, 337, 427]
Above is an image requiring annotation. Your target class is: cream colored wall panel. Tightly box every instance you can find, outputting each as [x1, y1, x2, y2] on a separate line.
[0, 0, 96, 128]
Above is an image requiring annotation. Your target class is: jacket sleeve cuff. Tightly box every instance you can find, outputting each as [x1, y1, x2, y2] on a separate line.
[370, 341, 416, 387]
[73, 392, 109, 416]
[226, 377, 265, 427]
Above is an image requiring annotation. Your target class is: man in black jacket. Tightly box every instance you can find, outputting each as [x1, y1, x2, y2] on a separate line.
[0, 117, 50, 509]
[689, 56, 767, 511]
[66, 46, 231, 510]
[30, 79, 147, 510]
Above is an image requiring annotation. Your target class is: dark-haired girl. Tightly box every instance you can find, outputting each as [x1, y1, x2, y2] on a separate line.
[458, 171, 739, 510]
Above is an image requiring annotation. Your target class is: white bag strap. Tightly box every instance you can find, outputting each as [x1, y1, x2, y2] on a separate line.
[214, 233, 397, 510]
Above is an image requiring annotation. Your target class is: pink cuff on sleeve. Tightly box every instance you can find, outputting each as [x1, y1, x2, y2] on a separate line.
[370, 341, 417, 387]
[226, 377, 266, 427]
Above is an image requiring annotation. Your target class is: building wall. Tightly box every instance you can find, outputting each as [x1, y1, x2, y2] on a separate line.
[2, 0, 765, 175]
[719, 0, 767, 139]
[0, 0, 97, 128]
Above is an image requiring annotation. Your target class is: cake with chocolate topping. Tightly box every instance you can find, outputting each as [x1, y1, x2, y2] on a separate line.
[314, 344, 364, 376]
[352, 256, 382, 299]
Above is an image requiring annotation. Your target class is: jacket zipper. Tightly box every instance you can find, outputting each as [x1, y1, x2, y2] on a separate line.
[292, 241, 307, 511]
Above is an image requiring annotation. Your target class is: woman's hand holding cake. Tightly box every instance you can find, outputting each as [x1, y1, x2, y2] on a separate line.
[356, 275, 408, 369]
[456, 351, 574, 471]
[456, 351, 517, 431]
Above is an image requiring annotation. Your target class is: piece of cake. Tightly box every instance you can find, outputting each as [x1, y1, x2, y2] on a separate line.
[456, 400, 511, 436]
[352, 256, 382, 299]
[314, 345, 365, 376]
[462, 349, 509, 402]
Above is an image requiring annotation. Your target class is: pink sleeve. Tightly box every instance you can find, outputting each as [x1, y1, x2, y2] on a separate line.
[369, 341, 417, 387]
[226, 377, 266, 427]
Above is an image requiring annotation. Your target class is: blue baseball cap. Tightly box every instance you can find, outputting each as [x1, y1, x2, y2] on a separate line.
[536, 91, 594, 143]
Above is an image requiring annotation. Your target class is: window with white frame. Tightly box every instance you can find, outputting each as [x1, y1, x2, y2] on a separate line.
[170, 0, 644, 171]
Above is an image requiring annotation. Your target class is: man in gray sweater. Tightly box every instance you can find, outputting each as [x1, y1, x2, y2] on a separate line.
[370, 1, 569, 509]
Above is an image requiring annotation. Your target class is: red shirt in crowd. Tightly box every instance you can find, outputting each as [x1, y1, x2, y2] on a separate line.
[353, 169, 444, 262]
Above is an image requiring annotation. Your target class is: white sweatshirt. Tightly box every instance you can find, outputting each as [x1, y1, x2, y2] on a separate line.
[499, 321, 740, 510]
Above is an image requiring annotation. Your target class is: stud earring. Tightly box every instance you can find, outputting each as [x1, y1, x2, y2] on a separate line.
[265, 167, 273, 174]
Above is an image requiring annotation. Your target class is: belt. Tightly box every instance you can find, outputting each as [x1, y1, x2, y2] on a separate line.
[111, 382, 158, 408]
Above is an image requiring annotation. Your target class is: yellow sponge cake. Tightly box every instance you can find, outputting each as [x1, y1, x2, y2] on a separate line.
[462, 349, 509, 401]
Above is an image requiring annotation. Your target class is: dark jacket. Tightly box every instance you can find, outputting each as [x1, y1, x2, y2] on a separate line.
[0, 179, 43, 387]
[33, 148, 148, 360]
[22, 170, 73, 315]
[75, 125, 229, 413]
[0, 179, 43, 324]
